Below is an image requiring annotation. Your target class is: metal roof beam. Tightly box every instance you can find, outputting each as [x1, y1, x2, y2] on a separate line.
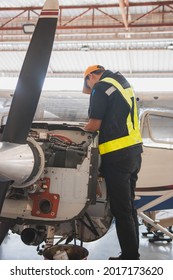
[0, 1, 173, 40]
[1, 22, 173, 32]
[118, 0, 129, 29]
[0, 2, 173, 11]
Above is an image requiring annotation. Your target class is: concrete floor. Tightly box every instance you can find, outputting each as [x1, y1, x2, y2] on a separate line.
[0, 213, 173, 260]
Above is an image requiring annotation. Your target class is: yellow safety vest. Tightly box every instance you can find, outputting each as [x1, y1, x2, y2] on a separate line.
[98, 77, 142, 155]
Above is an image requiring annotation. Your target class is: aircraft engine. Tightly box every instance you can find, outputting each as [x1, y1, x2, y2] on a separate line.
[0, 122, 112, 246]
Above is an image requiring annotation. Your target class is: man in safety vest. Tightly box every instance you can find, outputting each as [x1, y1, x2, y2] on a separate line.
[83, 65, 143, 260]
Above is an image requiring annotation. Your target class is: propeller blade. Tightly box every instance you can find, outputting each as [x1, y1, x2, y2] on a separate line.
[2, 0, 59, 144]
[0, 0, 59, 213]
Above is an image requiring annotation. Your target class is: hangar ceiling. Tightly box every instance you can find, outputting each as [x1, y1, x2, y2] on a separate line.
[0, 0, 173, 78]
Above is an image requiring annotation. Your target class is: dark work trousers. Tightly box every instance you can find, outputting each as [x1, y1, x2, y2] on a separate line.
[101, 152, 142, 260]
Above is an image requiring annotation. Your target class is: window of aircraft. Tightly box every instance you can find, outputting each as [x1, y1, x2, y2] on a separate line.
[141, 110, 173, 148]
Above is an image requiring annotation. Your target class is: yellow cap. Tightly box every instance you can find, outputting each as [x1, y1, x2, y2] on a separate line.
[82, 65, 105, 94]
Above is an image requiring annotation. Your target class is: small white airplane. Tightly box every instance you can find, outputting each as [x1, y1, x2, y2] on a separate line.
[0, 0, 173, 259]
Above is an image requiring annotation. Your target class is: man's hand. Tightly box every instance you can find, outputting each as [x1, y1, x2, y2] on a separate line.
[84, 119, 102, 132]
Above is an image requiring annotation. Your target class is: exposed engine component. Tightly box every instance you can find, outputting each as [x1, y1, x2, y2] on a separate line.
[21, 226, 46, 246]
[28, 122, 93, 169]
[29, 177, 60, 219]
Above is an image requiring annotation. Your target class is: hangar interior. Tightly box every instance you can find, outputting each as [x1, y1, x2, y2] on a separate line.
[0, 0, 173, 260]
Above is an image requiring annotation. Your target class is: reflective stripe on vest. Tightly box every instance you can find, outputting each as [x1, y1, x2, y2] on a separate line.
[98, 77, 142, 155]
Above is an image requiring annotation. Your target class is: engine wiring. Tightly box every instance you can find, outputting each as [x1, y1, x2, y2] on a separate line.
[48, 133, 73, 145]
